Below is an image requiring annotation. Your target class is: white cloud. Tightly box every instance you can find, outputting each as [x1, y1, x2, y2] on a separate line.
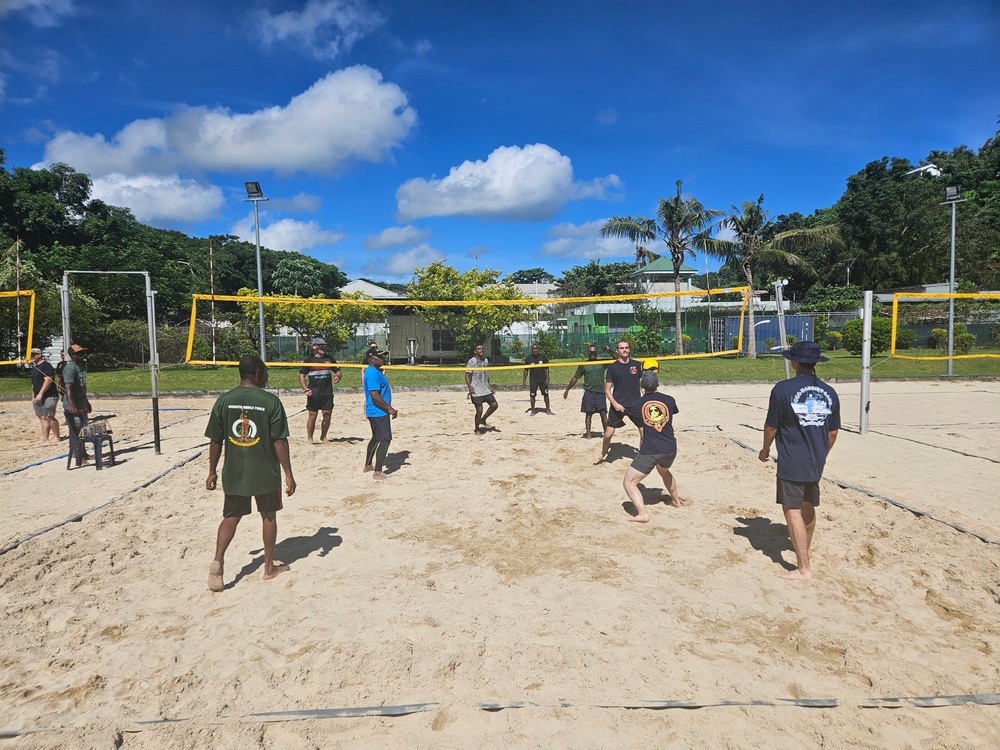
[41, 66, 417, 176]
[540, 219, 635, 261]
[596, 108, 618, 125]
[90, 173, 224, 223]
[253, 0, 385, 60]
[573, 174, 624, 200]
[230, 215, 346, 254]
[269, 192, 323, 213]
[364, 224, 431, 250]
[396, 144, 621, 222]
[0, 0, 74, 26]
[361, 243, 443, 279]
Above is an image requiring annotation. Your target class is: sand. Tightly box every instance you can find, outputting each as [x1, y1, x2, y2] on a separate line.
[1, 378, 998, 748]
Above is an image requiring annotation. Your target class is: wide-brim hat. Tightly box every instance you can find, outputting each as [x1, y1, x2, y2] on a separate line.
[69, 344, 89, 354]
[782, 340, 829, 364]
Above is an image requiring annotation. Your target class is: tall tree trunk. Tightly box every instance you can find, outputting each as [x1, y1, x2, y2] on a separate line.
[743, 262, 757, 359]
[672, 263, 684, 355]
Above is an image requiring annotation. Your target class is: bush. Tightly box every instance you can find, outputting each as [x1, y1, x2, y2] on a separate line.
[763, 337, 777, 353]
[994, 323, 1000, 346]
[928, 328, 948, 349]
[895, 329, 917, 349]
[785, 334, 798, 346]
[828, 331, 842, 350]
[955, 332, 977, 355]
[841, 317, 893, 355]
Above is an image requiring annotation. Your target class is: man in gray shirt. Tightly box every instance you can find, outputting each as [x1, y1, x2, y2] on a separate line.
[465, 343, 498, 434]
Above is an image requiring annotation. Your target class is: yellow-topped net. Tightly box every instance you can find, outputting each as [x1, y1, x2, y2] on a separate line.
[183, 287, 751, 370]
[890, 292, 1000, 360]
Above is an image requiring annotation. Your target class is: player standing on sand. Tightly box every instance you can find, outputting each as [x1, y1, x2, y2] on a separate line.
[522, 343, 553, 415]
[563, 344, 607, 438]
[465, 343, 499, 434]
[362, 350, 398, 481]
[205, 356, 296, 592]
[622, 370, 681, 522]
[758, 341, 840, 581]
[299, 337, 341, 443]
[595, 340, 642, 463]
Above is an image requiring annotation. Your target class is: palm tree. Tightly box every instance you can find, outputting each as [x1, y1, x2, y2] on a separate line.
[705, 195, 841, 359]
[600, 181, 722, 354]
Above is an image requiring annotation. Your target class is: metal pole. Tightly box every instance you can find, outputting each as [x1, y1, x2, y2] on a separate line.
[253, 200, 266, 360]
[145, 274, 161, 455]
[773, 280, 790, 379]
[61, 273, 71, 354]
[947, 200, 956, 376]
[859, 290, 872, 435]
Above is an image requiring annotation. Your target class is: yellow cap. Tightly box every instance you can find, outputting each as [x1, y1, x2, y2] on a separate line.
[642, 358, 659, 370]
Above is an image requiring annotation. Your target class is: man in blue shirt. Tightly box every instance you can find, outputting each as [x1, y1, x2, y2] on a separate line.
[759, 341, 840, 581]
[362, 350, 398, 481]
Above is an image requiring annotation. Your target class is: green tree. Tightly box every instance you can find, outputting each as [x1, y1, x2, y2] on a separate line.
[841, 317, 893, 355]
[554, 260, 636, 298]
[507, 268, 555, 284]
[705, 195, 841, 358]
[798, 284, 864, 312]
[600, 180, 722, 354]
[271, 255, 325, 297]
[407, 261, 530, 359]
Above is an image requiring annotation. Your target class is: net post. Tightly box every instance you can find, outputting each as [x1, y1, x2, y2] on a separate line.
[860, 290, 872, 435]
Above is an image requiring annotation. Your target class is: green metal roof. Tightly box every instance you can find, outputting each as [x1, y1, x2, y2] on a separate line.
[629, 258, 699, 276]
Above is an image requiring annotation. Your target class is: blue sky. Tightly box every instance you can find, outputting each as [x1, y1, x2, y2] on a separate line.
[2, 0, 998, 285]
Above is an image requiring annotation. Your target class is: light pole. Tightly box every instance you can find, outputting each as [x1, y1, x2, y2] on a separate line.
[244, 181, 269, 360]
[940, 186, 966, 376]
[844, 257, 857, 287]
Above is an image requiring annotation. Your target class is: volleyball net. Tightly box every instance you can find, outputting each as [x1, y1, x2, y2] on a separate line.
[183, 286, 751, 371]
[890, 292, 1000, 360]
[0, 290, 36, 366]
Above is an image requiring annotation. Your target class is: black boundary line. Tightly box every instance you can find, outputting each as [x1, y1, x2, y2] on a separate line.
[727, 436, 1000, 547]
[5, 693, 1000, 737]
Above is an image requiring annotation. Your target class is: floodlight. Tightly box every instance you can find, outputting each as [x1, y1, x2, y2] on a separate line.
[245, 181, 264, 199]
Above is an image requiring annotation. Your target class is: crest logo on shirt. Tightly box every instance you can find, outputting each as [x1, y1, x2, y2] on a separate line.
[229, 410, 260, 447]
[629, 366, 637, 375]
[641, 400, 670, 432]
[791, 386, 834, 427]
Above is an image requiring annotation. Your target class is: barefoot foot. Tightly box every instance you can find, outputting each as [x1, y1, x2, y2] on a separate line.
[628, 514, 650, 523]
[263, 564, 290, 581]
[372, 471, 389, 481]
[363, 464, 373, 473]
[208, 560, 225, 592]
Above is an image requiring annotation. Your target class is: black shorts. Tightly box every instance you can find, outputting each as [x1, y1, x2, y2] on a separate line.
[580, 390, 607, 415]
[776, 478, 820, 509]
[223, 489, 283, 518]
[529, 382, 548, 398]
[630, 452, 676, 475]
[306, 393, 334, 412]
[471, 393, 497, 407]
[368, 415, 392, 442]
[607, 405, 641, 430]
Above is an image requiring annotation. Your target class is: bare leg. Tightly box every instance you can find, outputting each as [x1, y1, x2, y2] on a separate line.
[261, 512, 289, 580]
[543, 393, 553, 415]
[46, 415, 61, 442]
[527, 393, 535, 413]
[655, 464, 681, 506]
[473, 402, 484, 434]
[305, 411, 318, 443]
[595, 426, 615, 464]
[482, 402, 498, 425]
[584, 413, 592, 438]
[319, 410, 332, 441]
[623, 466, 650, 522]
[210, 515, 241, 591]
[779, 503, 816, 580]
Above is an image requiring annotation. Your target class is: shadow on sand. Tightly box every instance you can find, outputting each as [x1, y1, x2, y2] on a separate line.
[230, 526, 344, 587]
[734, 516, 795, 571]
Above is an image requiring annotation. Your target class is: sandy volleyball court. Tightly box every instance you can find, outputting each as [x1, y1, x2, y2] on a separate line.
[1, 378, 998, 748]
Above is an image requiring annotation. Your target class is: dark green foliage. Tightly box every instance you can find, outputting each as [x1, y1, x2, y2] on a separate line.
[955, 332, 977, 354]
[555, 260, 636, 297]
[841, 317, 893, 355]
[799, 284, 864, 312]
[508, 268, 555, 284]
[895, 329, 917, 349]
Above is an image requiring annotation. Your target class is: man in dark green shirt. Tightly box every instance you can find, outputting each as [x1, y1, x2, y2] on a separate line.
[205, 355, 296, 592]
[562, 344, 608, 438]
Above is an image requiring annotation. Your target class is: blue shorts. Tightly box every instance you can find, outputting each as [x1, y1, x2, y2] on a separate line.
[580, 390, 607, 415]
